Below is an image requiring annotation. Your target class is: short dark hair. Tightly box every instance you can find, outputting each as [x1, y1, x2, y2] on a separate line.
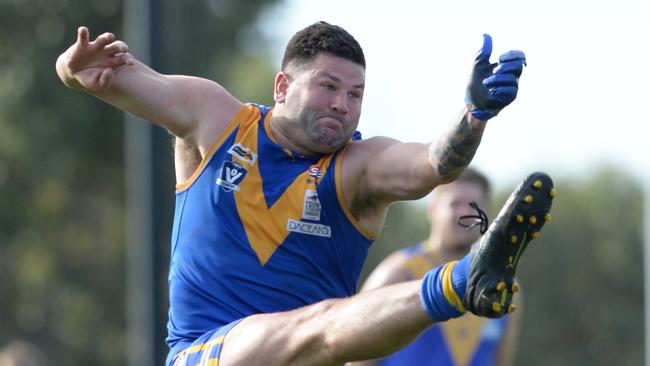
[455, 167, 491, 198]
[281, 21, 366, 71]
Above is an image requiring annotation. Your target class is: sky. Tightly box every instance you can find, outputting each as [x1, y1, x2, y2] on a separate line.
[257, 0, 649, 189]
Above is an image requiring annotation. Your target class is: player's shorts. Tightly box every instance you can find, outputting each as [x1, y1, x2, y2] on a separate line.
[169, 318, 243, 366]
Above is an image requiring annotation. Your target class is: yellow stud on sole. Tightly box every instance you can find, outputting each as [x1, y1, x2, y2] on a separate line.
[524, 195, 533, 203]
[529, 215, 537, 224]
[512, 283, 519, 293]
[497, 282, 506, 291]
[544, 213, 552, 222]
[550, 189, 557, 198]
[516, 214, 524, 223]
[492, 303, 502, 313]
[508, 304, 517, 313]
[510, 235, 518, 244]
[533, 180, 542, 189]
[531, 232, 541, 239]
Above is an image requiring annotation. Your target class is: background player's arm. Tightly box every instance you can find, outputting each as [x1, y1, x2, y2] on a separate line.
[56, 27, 242, 146]
[360, 252, 411, 292]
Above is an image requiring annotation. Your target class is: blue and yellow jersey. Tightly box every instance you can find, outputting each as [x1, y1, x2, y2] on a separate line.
[379, 243, 508, 366]
[166, 104, 375, 357]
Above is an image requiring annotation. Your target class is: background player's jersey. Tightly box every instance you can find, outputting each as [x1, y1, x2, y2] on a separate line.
[379, 243, 508, 366]
[166, 104, 375, 356]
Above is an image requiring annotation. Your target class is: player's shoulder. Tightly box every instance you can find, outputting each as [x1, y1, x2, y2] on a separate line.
[339, 135, 401, 175]
[383, 248, 412, 269]
[361, 247, 415, 291]
[194, 96, 246, 148]
[344, 135, 401, 155]
[399, 241, 427, 257]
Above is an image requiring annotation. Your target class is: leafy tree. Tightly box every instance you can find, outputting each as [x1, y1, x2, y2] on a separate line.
[0, 0, 280, 364]
[0, 2, 126, 364]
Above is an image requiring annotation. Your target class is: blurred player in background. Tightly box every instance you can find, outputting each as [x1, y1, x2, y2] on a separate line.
[351, 168, 520, 366]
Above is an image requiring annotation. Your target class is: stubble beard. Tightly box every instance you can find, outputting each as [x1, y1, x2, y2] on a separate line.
[302, 109, 351, 153]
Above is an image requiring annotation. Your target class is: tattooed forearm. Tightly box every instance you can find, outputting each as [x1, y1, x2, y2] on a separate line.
[429, 111, 485, 180]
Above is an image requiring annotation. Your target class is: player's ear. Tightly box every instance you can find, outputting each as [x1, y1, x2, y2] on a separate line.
[274, 72, 290, 103]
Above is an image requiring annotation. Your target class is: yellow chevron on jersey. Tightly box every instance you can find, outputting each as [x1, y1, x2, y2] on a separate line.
[232, 110, 334, 265]
[441, 313, 488, 366]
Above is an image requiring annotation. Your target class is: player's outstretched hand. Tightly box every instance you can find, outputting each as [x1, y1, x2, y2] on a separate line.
[56, 26, 133, 94]
[465, 34, 526, 121]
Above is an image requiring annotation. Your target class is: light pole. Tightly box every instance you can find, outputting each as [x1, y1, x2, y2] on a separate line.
[124, 0, 172, 365]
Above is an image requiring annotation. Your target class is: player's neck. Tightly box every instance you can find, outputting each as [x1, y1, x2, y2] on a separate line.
[424, 236, 467, 263]
[268, 112, 318, 157]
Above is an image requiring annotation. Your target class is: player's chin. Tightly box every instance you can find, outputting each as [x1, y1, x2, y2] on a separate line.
[308, 141, 342, 155]
[454, 232, 481, 248]
[313, 132, 349, 152]
[312, 141, 345, 154]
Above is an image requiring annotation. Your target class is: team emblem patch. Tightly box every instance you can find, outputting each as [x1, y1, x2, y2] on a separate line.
[227, 143, 257, 165]
[216, 161, 247, 192]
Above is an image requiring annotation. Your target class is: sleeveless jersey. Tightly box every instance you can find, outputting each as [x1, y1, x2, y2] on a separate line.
[166, 104, 375, 357]
[379, 243, 508, 366]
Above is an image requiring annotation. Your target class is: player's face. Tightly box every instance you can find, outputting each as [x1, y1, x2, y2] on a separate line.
[284, 53, 365, 153]
[429, 181, 488, 253]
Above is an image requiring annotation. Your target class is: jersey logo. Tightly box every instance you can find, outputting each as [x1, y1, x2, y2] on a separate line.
[306, 165, 323, 184]
[308, 165, 322, 179]
[287, 219, 331, 238]
[216, 161, 247, 192]
[302, 189, 321, 221]
[227, 143, 257, 165]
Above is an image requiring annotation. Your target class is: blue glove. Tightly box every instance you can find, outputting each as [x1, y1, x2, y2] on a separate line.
[465, 34, 526, 121]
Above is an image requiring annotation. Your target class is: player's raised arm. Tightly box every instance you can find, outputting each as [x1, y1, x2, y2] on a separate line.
[55, 26, 242, 139]
[346, 34, 526, 210]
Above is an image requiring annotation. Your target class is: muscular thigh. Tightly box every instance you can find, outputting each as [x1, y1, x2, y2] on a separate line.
[219, 302, 342, 366]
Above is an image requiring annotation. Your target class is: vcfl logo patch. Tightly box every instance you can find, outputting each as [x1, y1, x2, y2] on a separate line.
[216, 161, 248, 192]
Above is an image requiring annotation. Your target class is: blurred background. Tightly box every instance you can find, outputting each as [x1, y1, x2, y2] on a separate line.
[0, 0, 646, 365]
